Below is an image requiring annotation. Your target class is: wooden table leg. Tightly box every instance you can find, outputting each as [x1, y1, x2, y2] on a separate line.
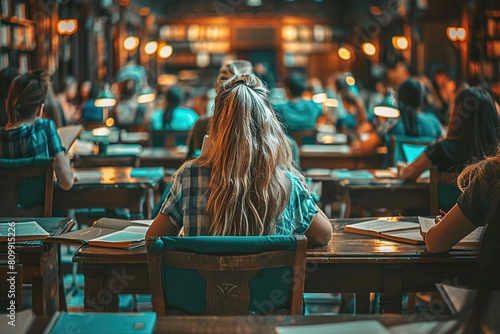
[30, 246, 59, 316]
[380, 265, 403, 314]
[355, 292, 371, 314]
[83, 264, 119, 312]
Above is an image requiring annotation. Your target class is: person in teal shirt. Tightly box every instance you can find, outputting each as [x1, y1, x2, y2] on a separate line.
[274, 73, 322, 132]
[150, 86, 198, 131]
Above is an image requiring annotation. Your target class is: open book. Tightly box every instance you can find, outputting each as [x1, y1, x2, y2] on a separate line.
[0, 221, 50, 242]
[46, 218, 153, 249]
[57, 125, 84, 152]
[344, 219, 424, 244]
[419, 216, 484, 250]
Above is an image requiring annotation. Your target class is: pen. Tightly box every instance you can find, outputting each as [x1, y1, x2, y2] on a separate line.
[439, 209, 447, 217]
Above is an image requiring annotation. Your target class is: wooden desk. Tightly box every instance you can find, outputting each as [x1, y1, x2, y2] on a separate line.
[333, 173, 430, 217]
[139, 147, 186, 169]
[299, 145, 385, 170]
[73, 218, 477, 314]
[53, 167, 163, 219]
[0, 217, 75, 316]
[29, 314, 453, 334]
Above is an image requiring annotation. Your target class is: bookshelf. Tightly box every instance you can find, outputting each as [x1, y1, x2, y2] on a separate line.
[0, 0, 36, 73]
[469, 10, 500, 82]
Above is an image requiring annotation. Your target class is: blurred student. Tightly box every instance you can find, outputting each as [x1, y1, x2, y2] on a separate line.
[147, 74, 332, 245]
[150, 86, 198, 131]
[0, 67, 19, 127]
[55, 76, 79, 124]
[0, 70, 73, 190]
[115, 78, 146, 126]
[80, 84, 104, 123]
[398, 88, 500, 180]
[334, 75, 368, 132]
[275, 73, 323, 132]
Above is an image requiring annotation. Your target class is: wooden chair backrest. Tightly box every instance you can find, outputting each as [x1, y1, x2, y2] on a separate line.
[0, 159, 55, 217]
[288, 129, 317, 146]
[147, 235, 307, 316]
[429, 165, 460, 215]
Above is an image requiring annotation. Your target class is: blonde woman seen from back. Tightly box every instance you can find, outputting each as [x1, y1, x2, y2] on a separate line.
[147, 74, 332, 245]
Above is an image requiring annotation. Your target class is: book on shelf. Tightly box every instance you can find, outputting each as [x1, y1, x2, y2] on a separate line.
[344, 219, 423, 244]
[43, 312, 156, 334]
[46, 218, 153, 249]
[0, 221, 50, 242]
[275, 320, 389, 334]
[57, 124, 84, 152]
[418, 216, 484, 250]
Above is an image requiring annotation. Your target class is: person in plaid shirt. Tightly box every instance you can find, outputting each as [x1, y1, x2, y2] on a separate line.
[147, 73, 332, 246]
[0, 70, 73, 190]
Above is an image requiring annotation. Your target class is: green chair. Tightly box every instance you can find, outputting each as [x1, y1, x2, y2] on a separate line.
[147, 235, 307, 316]
[0, 157, 55, 217]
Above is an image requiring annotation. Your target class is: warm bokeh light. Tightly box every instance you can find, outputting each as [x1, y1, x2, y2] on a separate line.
[124, 37, 139, 51]
[158, 45, 173, 58]
[338, 47, 351, 60]
[282, 25, 298, 41]
[447, 27, 466, 42]
[362, 42, 376, 56]
[95, 98, 116, 108]
[138, 93, 156, 104]
[312, 93, 327, 104]
[456, 27, 466, 41]
[374, 106, 400, 118]
[345, 75, 356, 86]
[105, 118, 115, 127]
[392, 36, 408, 50]
[157, 74, 178, 86]
[323, 99, 339, 107]
[57, 20, 78, 35]
[92, 127, 111, 137]
[145, 41, 158, 55]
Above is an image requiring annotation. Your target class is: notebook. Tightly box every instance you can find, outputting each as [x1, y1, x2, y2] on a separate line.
[418, 216, 484, 250]
[344, 219, 424, 244]
[43, 312, 156, 334]
[0, 221, 50, 242]
[275, 320, 389, 334]
[46, 218, 153, 249]
[401, 143, 426, 163]
[57, 125, 84, 152]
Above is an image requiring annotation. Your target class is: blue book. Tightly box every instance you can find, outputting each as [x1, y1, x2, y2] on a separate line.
[44, 312, 156, 334]
[130, 167, 165, 178]
[332, 169, 374, 183]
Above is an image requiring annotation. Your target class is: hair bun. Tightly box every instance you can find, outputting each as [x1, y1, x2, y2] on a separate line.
[216, 73, 265, 95]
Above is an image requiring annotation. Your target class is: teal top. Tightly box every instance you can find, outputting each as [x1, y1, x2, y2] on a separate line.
[274, 100, 322, 132]
[150, 107, 199, 131]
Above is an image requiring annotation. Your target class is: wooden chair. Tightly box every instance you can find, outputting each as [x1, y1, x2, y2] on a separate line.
[429, 165, 460, 215]
[72, 154, 140, 168]
[147, 235, 307, 316]
[0, 158, 55, 217]
[389, 135, 435, 167]
[151, 130, 189, 148]
[288, 129, 317, 146]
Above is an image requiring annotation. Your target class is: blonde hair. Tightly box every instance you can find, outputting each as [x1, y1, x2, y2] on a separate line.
[458, 145, 500, 199]
[194, 73, 299, 236]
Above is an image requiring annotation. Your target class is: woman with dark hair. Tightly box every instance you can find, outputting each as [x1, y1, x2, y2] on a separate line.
[150, 86, 198, 131]
[398, 88, 500, 180]
[80, 83, 104, 123]
[0, 67, 19, 127]
[0, 70, 73, 190]
[55, 75, 79, 124]
[389, 78, 442, 139]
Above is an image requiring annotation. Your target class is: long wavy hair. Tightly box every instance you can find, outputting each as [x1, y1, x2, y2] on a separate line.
[194, 73, 300, 236]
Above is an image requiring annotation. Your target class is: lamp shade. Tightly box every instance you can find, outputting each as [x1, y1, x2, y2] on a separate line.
[373, 106, 400, 118]
[95, 84, 116, 108]
[137, 86, 156, 104]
